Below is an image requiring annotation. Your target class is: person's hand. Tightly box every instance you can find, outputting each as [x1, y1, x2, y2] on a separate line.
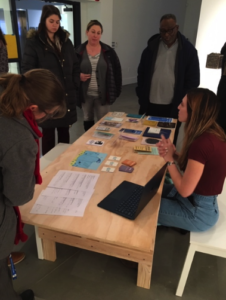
[156, 135, 176, 162]
[80, 73, 91, 82]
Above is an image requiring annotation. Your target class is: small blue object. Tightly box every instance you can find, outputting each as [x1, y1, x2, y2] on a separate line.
[147, 116, 173, 122]
[126, 113, 143, 119]
[9, 254, 17, 280]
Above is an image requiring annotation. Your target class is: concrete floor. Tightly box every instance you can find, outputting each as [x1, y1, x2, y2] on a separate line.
[13, 84, 226, 300]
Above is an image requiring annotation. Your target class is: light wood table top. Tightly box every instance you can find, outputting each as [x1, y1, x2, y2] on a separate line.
[20, 113, 175, 254]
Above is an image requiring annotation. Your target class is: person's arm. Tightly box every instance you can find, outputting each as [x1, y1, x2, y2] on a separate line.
[135, 49, 147, 101]
[21, 39, 39, 74]
[111, 48, 122, 98]
[157, 135, 204, 197]
[183, 48, 200, 93]
[2, 138, 38, 206]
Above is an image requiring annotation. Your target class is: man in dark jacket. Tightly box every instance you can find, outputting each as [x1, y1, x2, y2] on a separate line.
[136, 14, 200, 142]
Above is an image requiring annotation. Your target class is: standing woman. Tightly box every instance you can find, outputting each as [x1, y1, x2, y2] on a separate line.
[76, 20, 122, 131]
[22, 5, 79, 155]
[0, 27, 8, 73]
[157, 88, 226, 232]
[0, 69, 66, 300]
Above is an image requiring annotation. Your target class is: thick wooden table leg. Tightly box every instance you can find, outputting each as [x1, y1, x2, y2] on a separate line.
[42, 239, 57, 262]
[137, 262, 152, 289]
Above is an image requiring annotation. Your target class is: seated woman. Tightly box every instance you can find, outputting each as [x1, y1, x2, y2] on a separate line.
[157, 88, 226, 232]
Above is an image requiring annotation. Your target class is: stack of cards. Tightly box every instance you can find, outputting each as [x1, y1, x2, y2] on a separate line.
[147, 127, 161, 134]
[100, 121, 122, 128]
[157, 122, 176, 128]
[119, 133, 139, 142]
[96, 126, 110, 131]
[134, 145, 152, 153]
[104, 117, 123, 122]
[111, 112, 124, 117]
[126, 118, 139, 123]
[119, 128, 142, 135]
[137, 147, 159, 155]
[142, 120, 158, 127]
[93, 131, 114, 139]
[119, 159, 136, 173]
[147, 116, 173, 122]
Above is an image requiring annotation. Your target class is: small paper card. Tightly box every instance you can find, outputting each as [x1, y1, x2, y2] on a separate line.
[148, 127, 161, 134]
[109, 155, 121, 161]
[86, 139, 104, 146]
[105, 161, 118, 167]
[119, 128, 143, 135]
[101, 167, 115, 172]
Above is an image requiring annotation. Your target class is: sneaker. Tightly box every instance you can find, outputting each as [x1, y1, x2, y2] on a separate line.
[20, 289, 34, 300]
[8, 252, 25, 266]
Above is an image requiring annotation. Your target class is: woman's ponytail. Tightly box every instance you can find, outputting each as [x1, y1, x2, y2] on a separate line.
[0, 74, 29, 117]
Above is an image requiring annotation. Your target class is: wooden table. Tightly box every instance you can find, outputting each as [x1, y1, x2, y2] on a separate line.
[20, 113, 175, 289]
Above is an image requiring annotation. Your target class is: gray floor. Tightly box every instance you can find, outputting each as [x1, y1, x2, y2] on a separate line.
[13, 84, 226, 300]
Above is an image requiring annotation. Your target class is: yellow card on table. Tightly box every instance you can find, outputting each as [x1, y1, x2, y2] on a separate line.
[142, 120, 158, 127]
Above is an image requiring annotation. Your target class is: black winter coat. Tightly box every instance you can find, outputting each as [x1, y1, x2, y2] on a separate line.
[21, 29, 80, 128]
[217, 43, 226, 132]
[75, 41, 122, 107]
[136, 32, 200, 118]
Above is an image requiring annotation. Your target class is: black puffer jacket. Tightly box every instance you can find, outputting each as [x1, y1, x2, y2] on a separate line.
[21, 29, 80, 128]
[75, 41, 122, 107]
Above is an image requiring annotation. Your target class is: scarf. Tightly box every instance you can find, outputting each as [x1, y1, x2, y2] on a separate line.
[14, 109, 43, 245]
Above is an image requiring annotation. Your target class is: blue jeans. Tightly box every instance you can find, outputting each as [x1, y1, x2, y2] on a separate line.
[158, 184, 219, 232]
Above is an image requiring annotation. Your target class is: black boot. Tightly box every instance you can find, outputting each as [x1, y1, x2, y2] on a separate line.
[20, 289, 34, 300]
[84, 120, 95, 132]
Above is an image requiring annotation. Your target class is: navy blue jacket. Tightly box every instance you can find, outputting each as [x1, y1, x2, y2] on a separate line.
[136, 32, 200, 118]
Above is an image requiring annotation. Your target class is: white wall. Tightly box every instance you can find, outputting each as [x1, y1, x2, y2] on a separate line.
[196, 0, 225, 93]
[27, 10, 41, 29]
[182, 0, 202, 45]
[112, 0, 187, 85]
[80, 0, 112, 45]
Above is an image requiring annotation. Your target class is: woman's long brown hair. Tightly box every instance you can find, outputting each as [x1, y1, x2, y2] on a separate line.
[178, 88, 226, 171]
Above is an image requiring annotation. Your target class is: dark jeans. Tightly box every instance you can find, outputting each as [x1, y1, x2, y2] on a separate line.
[42, 127, 70, 155]
[139, 102, 181, 144]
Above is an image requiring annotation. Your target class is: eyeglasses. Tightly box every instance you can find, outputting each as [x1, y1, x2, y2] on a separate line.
[159, 25, 177, 35]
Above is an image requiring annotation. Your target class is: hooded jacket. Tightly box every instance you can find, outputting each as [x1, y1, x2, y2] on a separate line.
[75, 41, 122, 106]
[0, 110, 38, 259]
[136, 32, 200, 118]
[21, 29, 80, 128]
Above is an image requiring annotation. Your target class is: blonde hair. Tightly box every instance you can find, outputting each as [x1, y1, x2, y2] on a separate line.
[178, 88, 226, 170]
[0, 69, 66, 119]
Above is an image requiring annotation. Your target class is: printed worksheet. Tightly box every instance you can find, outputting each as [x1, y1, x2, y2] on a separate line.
[48, 170, 99, 191]
[30, 171, 99, 217]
